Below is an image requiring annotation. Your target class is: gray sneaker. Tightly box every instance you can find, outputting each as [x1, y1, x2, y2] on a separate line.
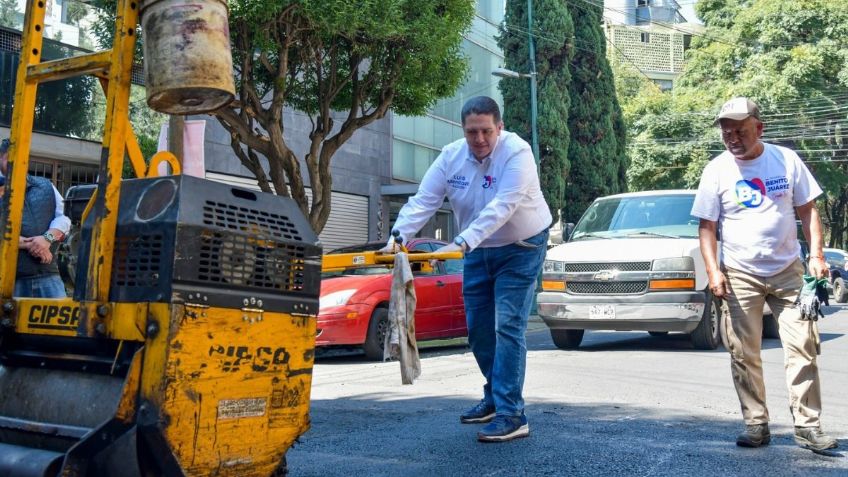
[736, 423, 771, 448]
[794, 426, 838, 451]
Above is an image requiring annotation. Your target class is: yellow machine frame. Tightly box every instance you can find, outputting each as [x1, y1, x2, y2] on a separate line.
[0, 0, 317, 474]
[0, 0, 180, 334]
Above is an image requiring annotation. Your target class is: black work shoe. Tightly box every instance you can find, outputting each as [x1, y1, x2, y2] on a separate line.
[477, 414, 529, 442]
[460, 401, 496, 424]
[794, 426, 838, 451]
[736, 424, 771, 448]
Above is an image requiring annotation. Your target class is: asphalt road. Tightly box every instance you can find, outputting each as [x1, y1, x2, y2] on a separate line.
[288, 306, 848, 476]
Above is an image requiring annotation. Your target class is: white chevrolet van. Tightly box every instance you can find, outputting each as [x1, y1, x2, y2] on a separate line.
[537, 190, 778, 350]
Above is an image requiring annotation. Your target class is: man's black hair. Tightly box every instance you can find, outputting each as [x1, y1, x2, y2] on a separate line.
[461, 96, 501, 125]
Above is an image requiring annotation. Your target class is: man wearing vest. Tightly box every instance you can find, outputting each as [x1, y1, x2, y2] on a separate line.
[0, 138, 71, 298]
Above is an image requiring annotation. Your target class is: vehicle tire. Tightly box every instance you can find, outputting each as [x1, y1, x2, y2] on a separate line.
[762, 314, 780, 339]
[551, 329, 584, 349]
[691, 291, 721, 350]
[363, 307, 389, 360]
[833, 277, 848, 303]
[648, 331, 669, 337]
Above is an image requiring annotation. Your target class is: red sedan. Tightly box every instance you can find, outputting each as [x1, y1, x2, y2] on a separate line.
[317, 238, 467, 359]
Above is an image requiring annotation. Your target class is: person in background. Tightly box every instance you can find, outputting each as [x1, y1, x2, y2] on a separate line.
[0, 138, 70, 297]
[691, 97, 838, 452]
[386, 96, 551, 442]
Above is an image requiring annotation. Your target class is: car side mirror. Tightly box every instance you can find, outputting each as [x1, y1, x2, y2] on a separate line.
[564, 223, 575, 242]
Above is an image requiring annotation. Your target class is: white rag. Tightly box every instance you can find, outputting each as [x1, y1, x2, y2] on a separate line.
[384, 252, 420, 384]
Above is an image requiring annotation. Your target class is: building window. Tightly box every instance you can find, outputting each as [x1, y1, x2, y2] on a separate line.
[640, 32, 650, 43]
[28, 158, 98, 195]
[637, 0, 650, 6]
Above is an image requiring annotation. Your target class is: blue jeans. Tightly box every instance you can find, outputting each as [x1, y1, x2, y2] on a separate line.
[463, 229, 548, 417]
[14, 274, 67, 298]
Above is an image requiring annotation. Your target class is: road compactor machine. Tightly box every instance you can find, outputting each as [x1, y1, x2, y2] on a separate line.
[0, 0, 322, 474]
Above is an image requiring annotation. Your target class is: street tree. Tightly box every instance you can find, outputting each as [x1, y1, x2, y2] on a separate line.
[562, 0, 628, 223]
[218, 0, 474, 233]
[498, 0, 574, 225]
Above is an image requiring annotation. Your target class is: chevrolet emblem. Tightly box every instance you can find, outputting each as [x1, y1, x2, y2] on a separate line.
[593, 270, 617, 281]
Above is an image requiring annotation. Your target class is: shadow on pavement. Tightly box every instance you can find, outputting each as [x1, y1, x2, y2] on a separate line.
[288, 394, 846, 477]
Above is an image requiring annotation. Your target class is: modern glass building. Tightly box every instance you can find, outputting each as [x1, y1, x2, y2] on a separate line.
[387, 1, 506, 241]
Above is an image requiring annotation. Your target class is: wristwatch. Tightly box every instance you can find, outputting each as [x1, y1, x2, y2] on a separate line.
[453, 235, 466, 251]
[42, 231, 56, 244]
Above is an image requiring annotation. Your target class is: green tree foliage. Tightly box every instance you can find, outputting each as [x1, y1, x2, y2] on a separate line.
[219, 0, 474, 233]
[0, 0, 18, 29]
[498, 0, 573, 225]
[621, 0, 848, 246]
[562, 0, 628, 223]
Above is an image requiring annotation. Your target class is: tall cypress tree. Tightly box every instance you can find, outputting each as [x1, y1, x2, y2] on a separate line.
[498, 0, 574, 224]
[562, 0, 628, 223]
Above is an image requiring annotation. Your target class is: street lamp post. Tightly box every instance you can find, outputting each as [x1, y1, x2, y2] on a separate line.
[492, 67, 539, 163]
[492, 0, 539, 163]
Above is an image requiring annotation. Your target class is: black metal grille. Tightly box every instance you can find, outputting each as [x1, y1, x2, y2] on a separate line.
[203, 201, 302, 241]
[197, 232, 308, 292]
[112, 234, 163, 287]
[564, 262, 652, 273]
[567, 281, 648, 295]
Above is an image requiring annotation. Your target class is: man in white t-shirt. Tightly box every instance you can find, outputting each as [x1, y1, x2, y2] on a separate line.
[691, 97, 838, 452]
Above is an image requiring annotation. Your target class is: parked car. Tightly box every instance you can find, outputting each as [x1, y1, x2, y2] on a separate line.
[318, 238, 467, 359]
[824, 247, 848, 303]
[537, 190, 780, 351]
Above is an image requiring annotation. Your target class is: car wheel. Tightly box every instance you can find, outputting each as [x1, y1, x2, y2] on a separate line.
[762, 314, 780, 339]
[363, 307, 389, 360]
[691, 291, 721, 350]
[551, 329, 584, 349]
[834, 277, 848, 303]
[648, 331, 669, 337]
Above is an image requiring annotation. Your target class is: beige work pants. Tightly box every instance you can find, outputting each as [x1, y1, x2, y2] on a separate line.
[722, 261, 822, 427]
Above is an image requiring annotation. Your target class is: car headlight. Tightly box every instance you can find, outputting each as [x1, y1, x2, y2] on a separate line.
[543, 260, 565, 273]
[652, 257, 695, 271]
[319, 289, 357, 310]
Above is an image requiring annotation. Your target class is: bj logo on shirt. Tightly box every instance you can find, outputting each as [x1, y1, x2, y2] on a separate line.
[482, 175, 496, 189]
[735, 179, 765, 208]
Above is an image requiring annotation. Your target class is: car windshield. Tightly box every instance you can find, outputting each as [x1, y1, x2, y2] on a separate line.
[570, 194, 699, 241]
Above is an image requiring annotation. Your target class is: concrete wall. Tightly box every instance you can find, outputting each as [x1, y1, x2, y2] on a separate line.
[0, 126, 100, 164]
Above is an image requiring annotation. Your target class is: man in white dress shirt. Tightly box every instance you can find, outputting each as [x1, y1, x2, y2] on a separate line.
[388, 96, 551, 442]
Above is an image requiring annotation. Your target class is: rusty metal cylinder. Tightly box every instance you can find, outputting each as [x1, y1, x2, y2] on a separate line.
[140, 0, 235, 114]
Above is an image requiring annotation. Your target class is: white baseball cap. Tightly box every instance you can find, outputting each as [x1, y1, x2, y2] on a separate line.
[715, 97, 761, 124]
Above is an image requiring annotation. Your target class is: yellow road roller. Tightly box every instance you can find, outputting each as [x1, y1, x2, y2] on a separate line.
[0, 0, 321, 474]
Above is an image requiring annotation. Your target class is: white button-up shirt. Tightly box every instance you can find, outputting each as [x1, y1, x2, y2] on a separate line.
[393, 131, 552, 250]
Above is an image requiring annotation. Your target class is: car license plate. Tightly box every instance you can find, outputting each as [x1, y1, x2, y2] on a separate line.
[589, 305, 615, 320]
